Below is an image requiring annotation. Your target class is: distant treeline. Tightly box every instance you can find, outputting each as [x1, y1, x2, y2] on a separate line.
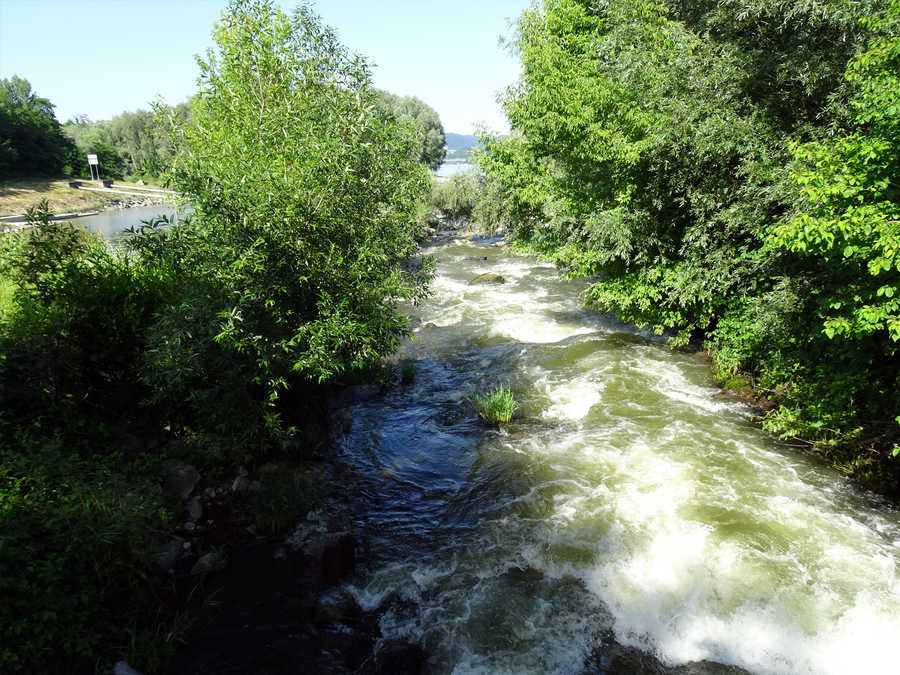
[0, 77, 446, 181]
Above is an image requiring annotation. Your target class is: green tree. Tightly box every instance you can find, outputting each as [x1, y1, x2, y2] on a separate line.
[375, 89, 447, 170]
[149, 0, 431, 443]
[480, 0, 900, 485]
[0, 76, 76, 177]
[64, 101, 191, 179]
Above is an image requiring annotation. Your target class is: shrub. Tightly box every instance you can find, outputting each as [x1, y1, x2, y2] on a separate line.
[0, 434, 176, 673]
[0, 202, 176, 424]
[150, 0, 432, 449]
[430, 170, 480, 221]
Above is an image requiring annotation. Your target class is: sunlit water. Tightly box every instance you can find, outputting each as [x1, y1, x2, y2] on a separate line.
[330, 239, 900, 674]
[68, 204, 177, 242]
[436, 161, 474, 177]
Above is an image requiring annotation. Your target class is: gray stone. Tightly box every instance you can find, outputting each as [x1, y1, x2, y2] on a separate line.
[468, 272, 505, 285]
[114, 662, 143, 675]
[156, 536, 186, 571]
[315, 588, 361, 623]
[190, 549, 227, 576]
[232, 474, 251, 493]
[162, 459, 200, 500]
[186, 496, 203, 522]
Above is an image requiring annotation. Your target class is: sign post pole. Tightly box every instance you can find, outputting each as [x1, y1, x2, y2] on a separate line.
[87, 154, 99, 183]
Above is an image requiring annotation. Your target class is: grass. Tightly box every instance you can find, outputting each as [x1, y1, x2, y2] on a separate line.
[0, 176, 165, 217]
[0, 276, 15, 319]
[471, 384, 519, 425]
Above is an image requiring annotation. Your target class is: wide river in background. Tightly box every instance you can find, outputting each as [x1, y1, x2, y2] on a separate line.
[328, 237, 900, 674]
[436, 161, 474, 177]
[67, 203, 177, 242]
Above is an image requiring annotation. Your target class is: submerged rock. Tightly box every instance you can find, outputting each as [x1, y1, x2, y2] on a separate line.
[468, 272, 505, 285]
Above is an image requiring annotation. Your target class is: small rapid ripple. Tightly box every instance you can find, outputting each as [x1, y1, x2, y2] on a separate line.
[330, 240, 900, 674]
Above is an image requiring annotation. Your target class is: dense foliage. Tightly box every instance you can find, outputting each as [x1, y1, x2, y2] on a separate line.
[0, 205, 179, 672]
[375, 89, 447, 170]
[63, 104, 192, 180]
[153, 0, 430, 447]
[0, 76, 77, 177]
[0, 0, 431, 670]
[57, 89, 443, 183]
[477, 0, 900, 488]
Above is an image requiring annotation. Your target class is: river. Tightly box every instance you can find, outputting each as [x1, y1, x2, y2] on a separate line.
[67, 204, 177, 242]
[330, 237, 900, 674]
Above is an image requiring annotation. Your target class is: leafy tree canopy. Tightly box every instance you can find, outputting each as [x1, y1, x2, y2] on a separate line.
[375, 89, 447, 170]
[0, 76, 76, 178]
[152, 0, 431, 425]
[478, 0, 900, 485]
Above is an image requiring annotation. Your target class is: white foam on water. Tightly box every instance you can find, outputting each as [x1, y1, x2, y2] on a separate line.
[630, 349, 746, 416]
[518, 428, 900, 675]
[352, 242, 900, 674]
[416, 253, 602, 344]
[541, 379, 605, 421]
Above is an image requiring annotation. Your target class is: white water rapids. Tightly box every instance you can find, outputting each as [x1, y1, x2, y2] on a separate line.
[331, 239, 900, 674]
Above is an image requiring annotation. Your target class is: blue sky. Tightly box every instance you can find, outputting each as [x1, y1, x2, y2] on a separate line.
[0, 0, 527, 134]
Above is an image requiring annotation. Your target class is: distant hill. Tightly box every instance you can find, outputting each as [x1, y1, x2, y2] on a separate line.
[445, 133, 480, 151]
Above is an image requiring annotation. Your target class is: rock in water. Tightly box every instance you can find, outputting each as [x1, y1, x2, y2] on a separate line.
[468, 272, 505, 285]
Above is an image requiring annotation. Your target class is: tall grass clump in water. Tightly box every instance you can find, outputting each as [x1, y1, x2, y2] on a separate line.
[471, 384, 519, 425]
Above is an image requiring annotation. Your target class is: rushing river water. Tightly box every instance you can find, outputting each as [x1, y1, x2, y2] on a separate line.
[329, 237, 900, 674]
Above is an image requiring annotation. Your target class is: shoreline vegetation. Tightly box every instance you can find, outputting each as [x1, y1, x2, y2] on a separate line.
[0, 176, 167, 221]
[0, 2, 443, 671]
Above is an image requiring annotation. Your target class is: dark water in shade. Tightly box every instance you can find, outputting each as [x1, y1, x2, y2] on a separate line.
[327, 238, 900, 674]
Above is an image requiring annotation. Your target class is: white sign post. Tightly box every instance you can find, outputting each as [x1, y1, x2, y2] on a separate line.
[87, 154, 99, 182]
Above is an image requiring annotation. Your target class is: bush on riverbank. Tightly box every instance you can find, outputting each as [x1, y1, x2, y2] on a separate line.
[475, 0, 900, 494]
[0, 0, 432, 671]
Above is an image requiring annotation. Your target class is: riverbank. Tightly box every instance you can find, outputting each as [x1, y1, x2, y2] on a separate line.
[0, 177, 167, 221]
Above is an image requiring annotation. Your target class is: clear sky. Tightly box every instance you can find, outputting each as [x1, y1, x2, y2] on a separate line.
[0, 0, 527, 135]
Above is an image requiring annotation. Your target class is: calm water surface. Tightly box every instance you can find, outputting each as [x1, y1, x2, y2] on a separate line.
[68, 204, 177, 242]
